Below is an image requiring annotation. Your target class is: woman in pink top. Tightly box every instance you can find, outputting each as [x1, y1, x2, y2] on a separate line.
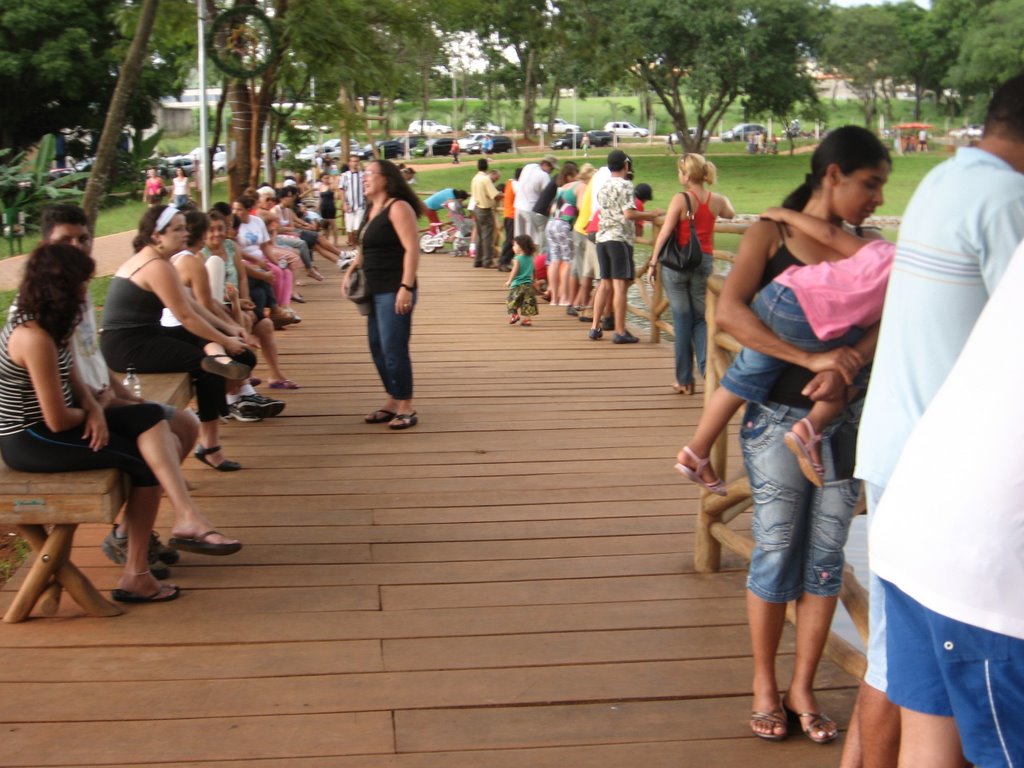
[647, 154, 735, 394]
[676, 206, 893, 490]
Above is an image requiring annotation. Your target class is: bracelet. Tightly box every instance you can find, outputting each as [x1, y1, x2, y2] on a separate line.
[400, 283, 415, 291]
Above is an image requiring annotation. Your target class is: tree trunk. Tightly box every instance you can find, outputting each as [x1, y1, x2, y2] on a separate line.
[227, 80, 253, 200]
[81, 0, 160, 231]
[521, 48, 537, 142]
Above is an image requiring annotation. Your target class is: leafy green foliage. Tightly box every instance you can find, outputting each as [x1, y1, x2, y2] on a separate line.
[0, 135, 85, 237]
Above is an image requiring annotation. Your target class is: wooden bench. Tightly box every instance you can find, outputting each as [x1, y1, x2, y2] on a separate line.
[0, 372, 192, 623]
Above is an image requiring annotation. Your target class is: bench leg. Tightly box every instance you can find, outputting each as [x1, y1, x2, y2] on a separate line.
[3, 524, 123, 623]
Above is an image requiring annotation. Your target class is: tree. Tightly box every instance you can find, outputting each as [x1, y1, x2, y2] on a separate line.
[948, 0, 1024, 105]
[587, 0, 823, 152]
[81, 0, 160, 231]
[819, 5, 897, 127]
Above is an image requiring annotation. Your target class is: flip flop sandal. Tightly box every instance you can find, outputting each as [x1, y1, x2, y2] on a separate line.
[201, 355, 252, 381]
[389, 412, 418, 430]
[364, 409, 397, 424]
[269, 380, 300, 389]
[750, 708, 788, 741]
[785, 705, 837, 744]
[111, 584, 181, 603]
[784, 418, 825, 486]
[168, 530, 243, 556]
[674, 446, 727, 496]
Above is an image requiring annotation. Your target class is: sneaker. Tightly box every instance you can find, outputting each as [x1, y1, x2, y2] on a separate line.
[600, 316, 615, 331]
[228, 399, 265, 422]
[613, 331, 640, 344]
[588, 328, 603, 341]
[241, 393, 285, 418]
[100, 527, 173, 577]
[566, 305, 579, 316]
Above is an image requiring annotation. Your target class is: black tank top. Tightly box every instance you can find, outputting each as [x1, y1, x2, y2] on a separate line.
[361, 201, 409, 295]
[762, 224, 813, 407]
[101, 276, 164, 330]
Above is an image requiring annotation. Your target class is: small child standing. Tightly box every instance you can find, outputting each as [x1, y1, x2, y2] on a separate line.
[676, 207, 894, 491]
[505, 235, 539, 326]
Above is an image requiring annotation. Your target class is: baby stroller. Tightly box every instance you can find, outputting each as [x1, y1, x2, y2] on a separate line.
[419, 198, 473, 257]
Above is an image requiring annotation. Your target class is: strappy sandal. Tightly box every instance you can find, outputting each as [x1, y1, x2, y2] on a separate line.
[194, 444, 242, 472]
[750, 706, 788, 741]
[364, 409, 397, 424]
[389, 412, 418, 430]
[784, 418, 825, 487]
[674, 446, 727, 496]
[784, 704, 837, 744]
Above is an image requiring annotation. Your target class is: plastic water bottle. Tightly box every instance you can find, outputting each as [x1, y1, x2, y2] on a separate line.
[469, 242, 477, 259]
[123, 365, 142, 399]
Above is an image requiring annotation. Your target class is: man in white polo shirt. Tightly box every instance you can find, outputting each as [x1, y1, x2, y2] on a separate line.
[514, 154, 557, 240]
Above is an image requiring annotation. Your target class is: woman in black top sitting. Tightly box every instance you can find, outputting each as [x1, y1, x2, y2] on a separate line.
[715, 127, 890, 743]
[341, 159, 424, 430]
[0, 245, 238, 603]
[101, 205, 255, 472]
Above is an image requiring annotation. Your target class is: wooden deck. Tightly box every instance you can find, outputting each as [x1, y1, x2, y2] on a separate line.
[0, 253, 857, 766]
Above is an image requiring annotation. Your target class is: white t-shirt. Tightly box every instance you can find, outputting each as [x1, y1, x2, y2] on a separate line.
[236, 215, 270, 261]
[514, 163, 550, 214]
[172, 177, 189, 196]
[870, 236, 1024, 641]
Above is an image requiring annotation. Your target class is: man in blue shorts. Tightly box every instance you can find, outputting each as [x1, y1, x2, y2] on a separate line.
[848, 73, 1024, 768]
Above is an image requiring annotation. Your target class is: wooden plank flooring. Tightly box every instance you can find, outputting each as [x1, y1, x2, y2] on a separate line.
[0, 253, 857, 766]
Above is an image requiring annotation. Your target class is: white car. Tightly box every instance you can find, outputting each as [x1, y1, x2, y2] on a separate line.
[604, 121, 650, 138]
[407, 119, 453, 135]
[457, 133, 489, 151]
[534, 117, 581, 134]
[296, 144, 321, 162]
[212, 151, 227, 174]
[463, 120, 502, 133]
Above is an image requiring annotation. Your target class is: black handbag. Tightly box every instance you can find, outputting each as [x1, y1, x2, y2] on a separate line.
[658, 192, 704, 272]
[345, 266, 372, 316]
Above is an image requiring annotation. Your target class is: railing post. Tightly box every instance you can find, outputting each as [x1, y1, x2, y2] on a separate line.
[694, 275, 725, 573]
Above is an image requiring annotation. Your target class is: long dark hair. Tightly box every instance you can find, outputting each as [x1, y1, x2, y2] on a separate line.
[367, 159, 426, 217]
[782, 126, 890, 211]
[18, 244, 95, 343]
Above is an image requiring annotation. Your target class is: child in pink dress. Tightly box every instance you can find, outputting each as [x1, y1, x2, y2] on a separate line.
[677, 207, 894, 490]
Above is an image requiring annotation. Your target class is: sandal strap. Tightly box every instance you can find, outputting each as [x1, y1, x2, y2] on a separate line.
[798, 418, 822, 447]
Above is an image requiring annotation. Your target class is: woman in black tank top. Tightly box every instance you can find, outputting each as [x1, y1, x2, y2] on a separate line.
[341, 160, 425, 430]
[711, 127, 890, 743]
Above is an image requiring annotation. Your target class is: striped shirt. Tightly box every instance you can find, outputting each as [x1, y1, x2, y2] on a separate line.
[340, 170, 365, 210]
[0, 314, 74, 436]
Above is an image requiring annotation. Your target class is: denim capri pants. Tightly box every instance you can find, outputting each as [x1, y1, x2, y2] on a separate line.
[722, 281, 866, 403]
[740, 399, 862, 602]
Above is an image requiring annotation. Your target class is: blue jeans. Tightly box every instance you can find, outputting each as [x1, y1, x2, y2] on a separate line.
[722, 281, 865, 403]
[661, 254, 712, 386]
[367, 291, 415, 401]
[741, 399, 862, 602]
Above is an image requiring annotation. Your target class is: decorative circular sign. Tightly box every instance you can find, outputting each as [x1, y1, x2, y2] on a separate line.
[207, 7, 277, 78]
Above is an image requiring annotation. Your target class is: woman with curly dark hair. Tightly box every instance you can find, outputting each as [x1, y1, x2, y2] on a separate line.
[341, 159, 425, 430]
[0, 244, 241, 603]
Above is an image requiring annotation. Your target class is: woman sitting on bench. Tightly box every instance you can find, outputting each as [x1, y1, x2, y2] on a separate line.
[0, 244, 239, 604]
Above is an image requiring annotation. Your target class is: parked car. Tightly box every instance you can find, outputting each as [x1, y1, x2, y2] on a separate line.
[603, 121, 650, 138]
[721, 123, 767, 142]
[670, 127, 710, 143]
[412, 137, 455, 157]
[586, 130, 614, 147]
[465, 135, 514, 154]
[949, 124, 982, 140]
[407, 119, 453, 135]
[212, 151, 227, 174]
[321, 138, 344, 159]
[296, 144, 322, 162]
[458, 133, 488, 152]
[463, 120, 502, 133]
[154, 155, 195, 178]
[534, 117, 581, 134]
[376, 135, 425, 159]
[550, 132, 588, 150]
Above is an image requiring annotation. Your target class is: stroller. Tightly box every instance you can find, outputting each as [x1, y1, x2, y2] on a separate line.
[419, 198, 473, 257]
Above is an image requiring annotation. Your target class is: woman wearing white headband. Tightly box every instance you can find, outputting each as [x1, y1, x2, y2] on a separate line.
[101, 205, 256, 473]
